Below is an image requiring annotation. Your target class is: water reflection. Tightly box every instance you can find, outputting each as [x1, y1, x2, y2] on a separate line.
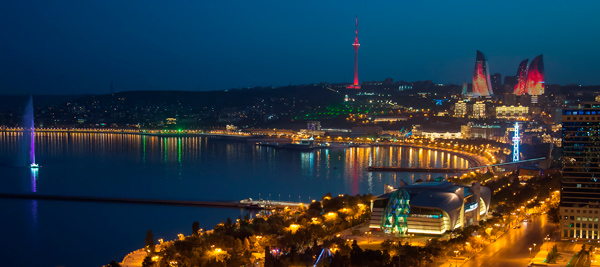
[0, 132, 473, 198]
[30, 168, 38, 192]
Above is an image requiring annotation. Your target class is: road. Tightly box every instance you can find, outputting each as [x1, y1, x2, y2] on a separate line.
[463, 215, 556, 267]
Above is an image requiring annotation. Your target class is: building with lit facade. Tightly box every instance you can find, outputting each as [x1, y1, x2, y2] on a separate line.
[412, 125, 462, 140]
[369, 180, 491, 235]
[560, 104, 600, 240]
[495, 105, 529, 120]
[472, 101, 486, 118]
[461, 122, 503, 141]
[455, 101, 468, 117]
[472, 50, 493, 97]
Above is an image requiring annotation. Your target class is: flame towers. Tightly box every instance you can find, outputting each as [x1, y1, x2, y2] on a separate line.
[347, 16, 361, 89]
[472, 50, 493, 97]
[526, 55, 545, 95]
[513, 54, 545, 95]
[514, 59, 529, 95]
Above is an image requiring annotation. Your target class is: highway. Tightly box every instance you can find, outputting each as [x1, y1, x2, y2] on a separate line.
[463, 215, 557, 267]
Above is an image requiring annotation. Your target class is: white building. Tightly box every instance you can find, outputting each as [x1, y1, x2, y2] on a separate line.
[496, 105, 529, 120]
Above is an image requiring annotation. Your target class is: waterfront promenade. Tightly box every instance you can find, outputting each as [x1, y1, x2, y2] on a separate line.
[0, 192, 307, 210]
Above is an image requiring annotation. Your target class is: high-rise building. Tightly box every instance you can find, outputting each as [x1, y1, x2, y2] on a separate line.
[560, 103, 600, 240]
[491, 73, 502, 94]
[504, 75, 518, 90]
[526, 55, 545, 95]
[472, 50, 493, 97]
[514, 59, 529, 95]
[347, 17, 361, 89]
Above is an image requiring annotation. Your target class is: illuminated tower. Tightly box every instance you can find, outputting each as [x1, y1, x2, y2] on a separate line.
[347, 16, 361, 89]
[526, 54, 545, 95]
[514, 59, 529, 95]
[472, 50, 493, 97]
[512, 122, 520, 162]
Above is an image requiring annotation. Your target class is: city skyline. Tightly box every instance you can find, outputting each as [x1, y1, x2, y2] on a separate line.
[1, 1, 600, 95]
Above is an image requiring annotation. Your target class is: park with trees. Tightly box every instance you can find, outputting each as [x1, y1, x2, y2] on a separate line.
[124, 170, 560, 267]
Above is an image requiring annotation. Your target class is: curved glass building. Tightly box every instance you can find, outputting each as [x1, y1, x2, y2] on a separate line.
[369, 180, 491, 235]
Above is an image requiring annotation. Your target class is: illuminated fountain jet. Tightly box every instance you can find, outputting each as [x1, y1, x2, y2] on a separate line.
[23, 95, 38, 168]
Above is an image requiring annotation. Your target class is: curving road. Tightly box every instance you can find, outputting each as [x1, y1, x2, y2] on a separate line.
[463, 215, 556, 267]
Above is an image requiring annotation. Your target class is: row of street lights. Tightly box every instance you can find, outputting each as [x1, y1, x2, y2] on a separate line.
[529, 243, 537, 254]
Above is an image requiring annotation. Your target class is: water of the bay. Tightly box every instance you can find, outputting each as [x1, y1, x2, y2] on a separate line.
[0, 131, 469, 266]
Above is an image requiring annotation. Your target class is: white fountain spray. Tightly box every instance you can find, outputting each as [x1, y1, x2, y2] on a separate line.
[23, 95, 38, 168]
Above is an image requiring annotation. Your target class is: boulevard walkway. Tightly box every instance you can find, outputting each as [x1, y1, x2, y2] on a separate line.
[120, 248, 146, 267]
[119, 244, 162, 267]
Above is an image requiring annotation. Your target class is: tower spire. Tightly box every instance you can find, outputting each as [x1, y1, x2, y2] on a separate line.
[355, 15, 358, 41]
[347, 16, 361, 89]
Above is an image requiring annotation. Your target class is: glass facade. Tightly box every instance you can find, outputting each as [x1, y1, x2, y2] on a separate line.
[560, 105, 600, 240]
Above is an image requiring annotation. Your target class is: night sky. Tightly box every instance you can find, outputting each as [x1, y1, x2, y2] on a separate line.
[1, 1, 599, 95]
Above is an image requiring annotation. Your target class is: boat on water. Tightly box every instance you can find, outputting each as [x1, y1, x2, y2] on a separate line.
[256, 138, 338, 150]
[283, 139, 316, 150]
[349, 143, 371, 148]
[255, 142, 281, 148]
[320, 142, 349, 148]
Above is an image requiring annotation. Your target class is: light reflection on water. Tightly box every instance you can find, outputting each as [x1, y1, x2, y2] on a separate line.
[0, 132, 469, 199]
[0, 131, 475, 266]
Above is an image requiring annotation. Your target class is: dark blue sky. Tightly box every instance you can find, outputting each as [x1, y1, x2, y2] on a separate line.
[1, 1, 599, 94]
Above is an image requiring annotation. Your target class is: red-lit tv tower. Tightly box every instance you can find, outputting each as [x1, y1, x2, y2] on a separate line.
[347, 16, 361, 89]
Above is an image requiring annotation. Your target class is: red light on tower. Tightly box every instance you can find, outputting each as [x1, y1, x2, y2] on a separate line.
[347, 16, 361, 89]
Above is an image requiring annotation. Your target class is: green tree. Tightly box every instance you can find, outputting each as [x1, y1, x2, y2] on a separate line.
[350, 240, 363, 266]
[192, 221, 200, 237]
[142, 255, 154, 267]
[227, 239, 251, 266]
[145, 230, 155, 253]
[548, 204, 560, 224]
[243, 238, 251, 251]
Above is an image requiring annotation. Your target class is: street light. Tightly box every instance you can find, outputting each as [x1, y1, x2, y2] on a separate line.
[454, 250, 459, 267]
[533, 243, 537, 252]
[529, 247, 532, 254]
